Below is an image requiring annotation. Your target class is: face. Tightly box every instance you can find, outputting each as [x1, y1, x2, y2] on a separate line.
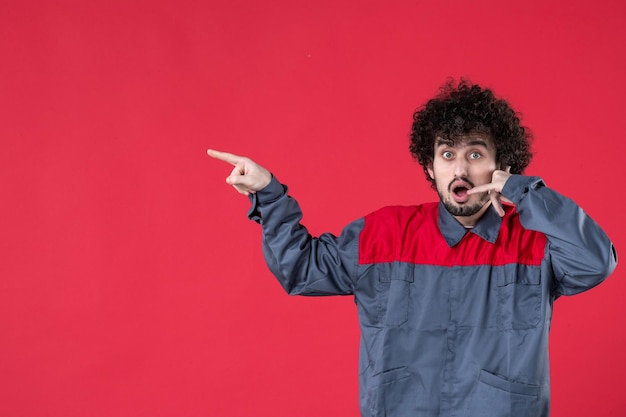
[427, 134, 498, 226]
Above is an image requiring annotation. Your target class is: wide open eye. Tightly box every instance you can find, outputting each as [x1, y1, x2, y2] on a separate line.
[442, 151, 453, 159]
[469, 152, 481, 160]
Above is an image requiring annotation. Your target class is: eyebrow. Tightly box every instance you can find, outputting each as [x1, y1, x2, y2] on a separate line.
[435, 139, 490, 148]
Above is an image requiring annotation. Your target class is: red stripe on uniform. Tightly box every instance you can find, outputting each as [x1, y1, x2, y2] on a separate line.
[358, 203, 546, 267]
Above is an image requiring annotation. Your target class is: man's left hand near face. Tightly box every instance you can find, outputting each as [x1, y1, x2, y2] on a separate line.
[467, 167, 513, 217]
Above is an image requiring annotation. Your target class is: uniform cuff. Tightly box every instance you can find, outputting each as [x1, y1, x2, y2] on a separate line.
[247, 176, 287, 223]
[501, 175, 545, 205]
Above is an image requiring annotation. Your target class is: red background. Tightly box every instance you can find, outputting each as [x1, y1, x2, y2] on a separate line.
[1, 1, 624, 416]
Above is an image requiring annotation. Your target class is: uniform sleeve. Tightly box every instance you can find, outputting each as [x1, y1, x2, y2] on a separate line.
[247, 176, 361, 296]
[502, 175, 618, 296]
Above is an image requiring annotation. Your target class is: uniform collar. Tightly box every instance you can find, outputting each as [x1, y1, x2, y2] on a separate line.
[437, 201, 503, 247]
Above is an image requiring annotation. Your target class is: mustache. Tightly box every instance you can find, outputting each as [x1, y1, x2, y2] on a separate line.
[448, 177, 475, 192]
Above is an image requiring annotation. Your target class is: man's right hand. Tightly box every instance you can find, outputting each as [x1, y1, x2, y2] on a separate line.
[207, 149, 272, 196]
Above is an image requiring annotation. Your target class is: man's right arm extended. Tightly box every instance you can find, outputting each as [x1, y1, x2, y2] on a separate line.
[208, 149, 359, 296]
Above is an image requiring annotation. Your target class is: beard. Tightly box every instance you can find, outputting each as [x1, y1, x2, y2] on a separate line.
[441, 198, 487, 217]
[437, 183, 490, 217]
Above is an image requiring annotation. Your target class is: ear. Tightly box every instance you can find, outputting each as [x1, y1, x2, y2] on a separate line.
[427, 164, 434, 179]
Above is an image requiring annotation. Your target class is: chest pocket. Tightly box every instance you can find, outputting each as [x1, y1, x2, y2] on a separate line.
[379, 265, 414, 327]
[496, 265, 542, 330]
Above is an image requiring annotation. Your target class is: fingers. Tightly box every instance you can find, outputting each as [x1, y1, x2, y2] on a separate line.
[226, 166, 258, 195]
[467, 183, 494, 195]
[207, 156, 253, 195]
[208, 149, 272, 195]
[231, 184, 251, 196]
[226, 172, 251, 188]
[490, 191, 505, 217]
[207, 149, 243, 166]
[471, 185, 508, 216]
[226, 175, 252, 195]
[500, 195, 513, 205]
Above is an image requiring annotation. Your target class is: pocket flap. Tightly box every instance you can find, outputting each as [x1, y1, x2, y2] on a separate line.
[478, 370, 540, 397]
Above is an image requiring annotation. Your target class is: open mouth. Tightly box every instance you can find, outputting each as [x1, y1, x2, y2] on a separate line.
[453, 185, 469, 198]
[449, 180, 473, 203]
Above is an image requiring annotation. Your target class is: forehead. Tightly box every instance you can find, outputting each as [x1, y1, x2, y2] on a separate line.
[435, 133, 495, 149]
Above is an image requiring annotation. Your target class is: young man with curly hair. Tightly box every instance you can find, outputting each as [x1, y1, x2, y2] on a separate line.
[208, 80, 617, 417]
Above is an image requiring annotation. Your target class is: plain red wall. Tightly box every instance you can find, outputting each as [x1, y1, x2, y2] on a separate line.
[1, 0, 624, 416]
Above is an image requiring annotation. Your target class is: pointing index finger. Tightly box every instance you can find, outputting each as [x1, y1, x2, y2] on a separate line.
[207, 149, 243, 166]
[467, 183, 494, 194]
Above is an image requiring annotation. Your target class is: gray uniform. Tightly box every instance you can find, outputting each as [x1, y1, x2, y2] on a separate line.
[248, 174, 617, 417]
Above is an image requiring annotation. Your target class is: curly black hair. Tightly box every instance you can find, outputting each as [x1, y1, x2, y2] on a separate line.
[409, 79, 533, 189]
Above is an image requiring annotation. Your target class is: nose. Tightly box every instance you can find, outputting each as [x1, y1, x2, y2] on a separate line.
[453, 157, 469, 177]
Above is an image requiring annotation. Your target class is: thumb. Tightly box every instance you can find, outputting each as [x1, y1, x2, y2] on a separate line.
[226, 172, 256, 189]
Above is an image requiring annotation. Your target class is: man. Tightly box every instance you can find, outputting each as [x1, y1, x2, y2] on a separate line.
[208, 80, 617, 417]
